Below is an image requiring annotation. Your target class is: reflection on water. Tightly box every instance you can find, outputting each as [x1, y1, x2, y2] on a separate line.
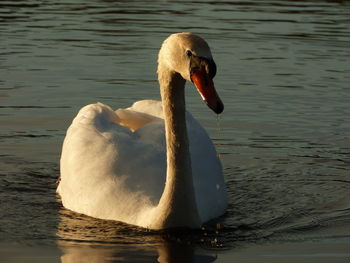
[57, 208, 217, 263]
[59, 240, 216, 263]
[59, 242, 157, 263]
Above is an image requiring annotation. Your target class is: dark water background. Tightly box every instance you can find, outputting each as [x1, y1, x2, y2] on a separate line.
[1, 0, 350, 262]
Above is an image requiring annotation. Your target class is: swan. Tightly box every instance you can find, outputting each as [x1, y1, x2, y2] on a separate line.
[57, 33, 227, 230]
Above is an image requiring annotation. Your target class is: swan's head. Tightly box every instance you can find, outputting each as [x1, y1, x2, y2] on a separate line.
[158, 33, 224, 114]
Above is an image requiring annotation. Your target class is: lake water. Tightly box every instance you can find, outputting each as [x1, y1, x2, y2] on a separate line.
[1, 0, 350, 262]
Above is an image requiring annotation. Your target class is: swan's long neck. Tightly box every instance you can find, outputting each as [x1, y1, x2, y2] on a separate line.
[154, 66, 200, 229]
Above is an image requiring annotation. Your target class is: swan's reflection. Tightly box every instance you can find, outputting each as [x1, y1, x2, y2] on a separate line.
[57, 208, 217, 263]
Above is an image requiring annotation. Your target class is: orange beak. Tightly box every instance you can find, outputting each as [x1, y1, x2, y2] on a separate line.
[191, 67, 224, 114]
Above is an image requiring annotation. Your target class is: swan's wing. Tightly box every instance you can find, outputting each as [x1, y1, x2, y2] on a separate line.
[130, 101, 227, 221]
[125, 101, 227, 221]
[186, 113, 228, 222]
[58, 103, 166, 225]
[114, 100, 163, 131]
[128, 100, 164, 119]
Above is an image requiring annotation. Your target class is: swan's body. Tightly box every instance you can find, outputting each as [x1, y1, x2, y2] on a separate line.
[57, 33, 227, 229]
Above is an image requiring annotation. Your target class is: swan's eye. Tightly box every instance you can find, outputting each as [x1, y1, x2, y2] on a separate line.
[186, 50, 192, 57]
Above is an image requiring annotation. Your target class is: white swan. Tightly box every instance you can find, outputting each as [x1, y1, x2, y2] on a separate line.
[57, 33, 227, 230]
